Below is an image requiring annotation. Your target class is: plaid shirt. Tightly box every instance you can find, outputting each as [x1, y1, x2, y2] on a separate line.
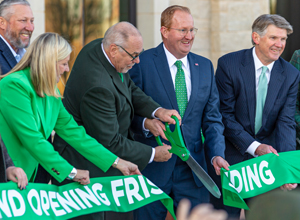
[290, 49, 300, 149]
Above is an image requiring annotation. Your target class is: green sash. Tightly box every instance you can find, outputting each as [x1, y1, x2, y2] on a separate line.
[0, 175, 176, 219]
[221, 151, 300, 210]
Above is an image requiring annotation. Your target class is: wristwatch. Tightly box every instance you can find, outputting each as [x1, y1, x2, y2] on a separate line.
[67, 167, 77, 180]
[112, 157, 119, 168]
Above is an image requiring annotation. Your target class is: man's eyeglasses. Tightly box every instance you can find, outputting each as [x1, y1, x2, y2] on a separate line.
[116, 45, 144, 61]
[166, 27, 198, 36]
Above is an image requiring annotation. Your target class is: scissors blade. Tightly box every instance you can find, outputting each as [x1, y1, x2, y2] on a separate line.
[186, 155, 221, 198]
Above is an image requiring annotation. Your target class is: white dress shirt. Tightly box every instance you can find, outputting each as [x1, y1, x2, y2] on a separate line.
[0, 34, 26, 62]
[163, 44, 192, 100]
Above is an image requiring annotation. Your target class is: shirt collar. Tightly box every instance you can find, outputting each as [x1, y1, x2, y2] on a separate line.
[101, 43, 115, 68]
[0, 34, 26, 59]
[252, 47, 274, 72]
[163, 43, 188, 69]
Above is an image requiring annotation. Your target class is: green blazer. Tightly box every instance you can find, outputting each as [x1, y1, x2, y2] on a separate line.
[53, 38, 160, 182]
[0, 67, 117, 182]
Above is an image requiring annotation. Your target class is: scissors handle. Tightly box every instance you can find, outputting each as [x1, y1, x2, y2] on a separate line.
[154, 116, 190, 161]
[155, 136, 163, 146]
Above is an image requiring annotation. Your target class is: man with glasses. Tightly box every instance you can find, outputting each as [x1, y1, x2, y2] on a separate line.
[129, 5, 229, 220]
[52, 21, 181, 220]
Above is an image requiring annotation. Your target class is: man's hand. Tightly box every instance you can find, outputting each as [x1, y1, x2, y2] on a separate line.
[73, 169, 90, 185]
[212, 156, 230, 175]
[280, 183, 298, 191]
[6, 166, 28, 190]
[116, 159, 141, 175]
[154, 108, 181, 125]
[255, 144, 279, 156]
[144, 118, 168, 140]
[154, 144, 172, 162]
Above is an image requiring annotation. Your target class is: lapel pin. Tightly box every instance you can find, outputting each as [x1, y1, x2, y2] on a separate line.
[195, 63, 199, 66]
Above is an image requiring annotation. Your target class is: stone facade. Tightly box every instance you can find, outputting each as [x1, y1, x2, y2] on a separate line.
[25, 0, 269, 68]
[28, 0, 45, 42]
[137, 0, 269, 67]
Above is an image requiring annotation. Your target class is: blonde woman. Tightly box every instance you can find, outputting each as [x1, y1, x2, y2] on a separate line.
[0, 33, 141, 185]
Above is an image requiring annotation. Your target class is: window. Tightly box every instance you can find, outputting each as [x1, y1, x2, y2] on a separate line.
[45, 0, 120, 93]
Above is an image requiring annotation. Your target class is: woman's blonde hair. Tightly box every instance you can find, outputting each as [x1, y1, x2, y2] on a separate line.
[1, 32, 72, 98]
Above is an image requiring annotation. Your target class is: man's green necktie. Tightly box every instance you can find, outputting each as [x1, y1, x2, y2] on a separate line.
[118, 72, 123, 82]
[255, 66, 268, 134]
[174, 60, 188, 117]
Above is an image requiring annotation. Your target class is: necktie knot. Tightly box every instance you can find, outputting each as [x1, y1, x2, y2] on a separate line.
[261, 66, 268, 75]
[175, 60, 182, 69]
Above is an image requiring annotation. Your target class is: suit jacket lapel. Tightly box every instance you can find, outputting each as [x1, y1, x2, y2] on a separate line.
[36, 94, 60, 139]
[184, 53, 200, 118]
[98, 43, 133, 112]
[0, 38, 17, 69]
[154, 44, 178, 111]
[263, 60, 285, 125]
[240, 49, 256, 134]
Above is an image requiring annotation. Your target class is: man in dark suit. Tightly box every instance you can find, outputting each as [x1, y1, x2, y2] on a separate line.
[53, 21, 181, 220]
[215, 14, 299, 218]
[0, 0, 34, 75]
[129, 5, 229, 220]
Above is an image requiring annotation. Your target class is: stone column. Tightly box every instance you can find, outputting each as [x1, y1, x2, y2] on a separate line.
[28, 0, 45, 41]
[137, 0, 170, 49]
[137, 0, 270, 68]
[210, 0, 269, 66]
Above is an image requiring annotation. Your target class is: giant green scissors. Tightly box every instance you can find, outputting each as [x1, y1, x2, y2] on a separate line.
[155, 115, 221, 198]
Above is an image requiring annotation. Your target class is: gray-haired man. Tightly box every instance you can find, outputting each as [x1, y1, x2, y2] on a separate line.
[213, 14, 299, 218]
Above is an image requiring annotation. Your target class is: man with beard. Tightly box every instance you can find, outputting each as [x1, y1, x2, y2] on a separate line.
[0, 0, 34, 75]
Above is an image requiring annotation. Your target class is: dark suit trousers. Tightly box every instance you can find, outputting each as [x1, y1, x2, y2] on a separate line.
[134, 158, 209, 220]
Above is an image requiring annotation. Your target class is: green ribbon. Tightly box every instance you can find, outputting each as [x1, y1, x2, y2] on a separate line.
[221, 150, 300, 210]
[0, 175, 176, 219]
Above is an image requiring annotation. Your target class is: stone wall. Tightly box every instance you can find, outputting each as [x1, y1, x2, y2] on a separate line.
[24, 0, 270, 68]
[210, 0, 269, 67]
[28, 0, 45, 42]
[137, 0, 269, 67]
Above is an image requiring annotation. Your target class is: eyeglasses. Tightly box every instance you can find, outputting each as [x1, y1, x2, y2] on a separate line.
[116, 45, 144, 61]
[167, 27, 198, 36]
